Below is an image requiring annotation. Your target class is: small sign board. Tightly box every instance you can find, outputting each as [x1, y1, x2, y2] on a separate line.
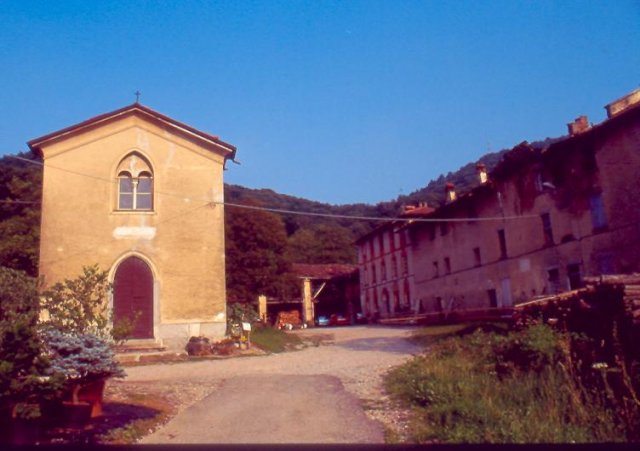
[242, 322, 252, 331]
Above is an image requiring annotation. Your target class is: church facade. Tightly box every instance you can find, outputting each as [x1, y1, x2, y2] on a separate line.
[29, 103, 236, 350]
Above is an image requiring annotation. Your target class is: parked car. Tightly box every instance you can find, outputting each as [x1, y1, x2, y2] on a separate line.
[329, 314, 350, 326]
[355, 312, 367, 324]
[316, 315, 330, 327]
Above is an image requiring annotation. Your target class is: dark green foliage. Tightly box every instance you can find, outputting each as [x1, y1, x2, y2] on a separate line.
[225, 184, 387, 246]
[0, 267, 48, 407]
[225, 202, 297, 303]
[288, 223, 356, 264]
[0, 153, 42, 276]
[1, 265, 125, 414]
[227, 302, 259, 324]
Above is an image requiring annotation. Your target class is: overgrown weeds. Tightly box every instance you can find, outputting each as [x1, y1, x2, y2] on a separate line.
[386, 323, 631, 443]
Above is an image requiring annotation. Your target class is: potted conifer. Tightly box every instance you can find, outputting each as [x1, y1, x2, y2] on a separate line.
[37, 265, 128, 424]
[41, 329, 125, 422]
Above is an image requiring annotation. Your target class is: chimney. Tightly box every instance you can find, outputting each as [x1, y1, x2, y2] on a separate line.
[445, 182, 456, 203]
[567, 116, 590, 136]
[402, 205, 416, 215]
[476, 163, 488, 184]
[402, 202, 430, 216]
[605, 88, 640, 118]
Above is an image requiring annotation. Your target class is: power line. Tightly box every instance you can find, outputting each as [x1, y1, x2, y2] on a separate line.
[7, 155, 538, 223]
[216, 201, 536, 223]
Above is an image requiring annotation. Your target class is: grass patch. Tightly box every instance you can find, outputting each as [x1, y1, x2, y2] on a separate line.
[386, 324, 624, 443]
[250, 326, 303, 353]
[408, 321, 509, 347]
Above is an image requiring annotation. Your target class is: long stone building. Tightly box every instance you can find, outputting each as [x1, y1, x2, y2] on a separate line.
[30, 103, 236, 350]
[357, 87, 640, 318]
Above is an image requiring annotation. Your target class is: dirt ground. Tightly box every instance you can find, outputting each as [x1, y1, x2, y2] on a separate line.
[107, 325, 421, 444]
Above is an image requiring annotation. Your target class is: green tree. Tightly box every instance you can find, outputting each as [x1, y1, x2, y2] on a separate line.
[225, 203, 296, 303]
[0, 267, 48, 410]
[0, 153, 42, 276]
[288, 223, 356, 264]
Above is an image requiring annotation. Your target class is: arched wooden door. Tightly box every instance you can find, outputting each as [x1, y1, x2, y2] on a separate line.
[113, 256, 154, 339]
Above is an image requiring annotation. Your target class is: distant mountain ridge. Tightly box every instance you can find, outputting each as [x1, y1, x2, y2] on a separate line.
[224, 135, 562, 239]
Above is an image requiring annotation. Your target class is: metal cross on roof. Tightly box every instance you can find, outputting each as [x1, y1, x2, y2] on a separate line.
[134, 91, 141, 103]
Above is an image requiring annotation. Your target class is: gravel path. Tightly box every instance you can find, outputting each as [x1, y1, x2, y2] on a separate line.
[115, 325, 421, 444]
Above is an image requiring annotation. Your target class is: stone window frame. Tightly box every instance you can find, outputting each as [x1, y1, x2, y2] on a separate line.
[116, 153, 154, 212]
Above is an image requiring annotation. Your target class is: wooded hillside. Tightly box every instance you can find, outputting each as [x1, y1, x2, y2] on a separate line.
[0, 136, 560, 301]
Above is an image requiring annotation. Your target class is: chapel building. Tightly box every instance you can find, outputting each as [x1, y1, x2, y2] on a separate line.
[29, 103, 236, 350]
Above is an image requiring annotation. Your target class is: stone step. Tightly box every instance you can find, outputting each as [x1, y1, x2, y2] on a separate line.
[114, 338, 166, 353]
[115, 350, 188, 365]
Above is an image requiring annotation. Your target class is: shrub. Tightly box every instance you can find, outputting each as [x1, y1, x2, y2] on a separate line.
[226, 302, 259, 336]
[227, 302, 259, 324]
[0, 267, 48, 409]
[40, 265, 111, 340]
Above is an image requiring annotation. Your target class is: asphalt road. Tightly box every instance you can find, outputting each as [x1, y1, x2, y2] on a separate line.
[142, 374, 383, 444]
[132, 325, 420, 444]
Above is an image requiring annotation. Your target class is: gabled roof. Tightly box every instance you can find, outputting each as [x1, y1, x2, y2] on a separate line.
[28, 103, 236, 160]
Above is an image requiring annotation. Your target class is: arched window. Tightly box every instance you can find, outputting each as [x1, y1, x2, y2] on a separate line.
[116, 153, 153, 211]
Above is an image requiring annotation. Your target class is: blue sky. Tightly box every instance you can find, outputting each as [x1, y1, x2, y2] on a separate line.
[1, 1, 639, 205]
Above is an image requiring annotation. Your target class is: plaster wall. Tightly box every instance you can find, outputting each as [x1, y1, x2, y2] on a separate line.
[409, 117, 640, 314]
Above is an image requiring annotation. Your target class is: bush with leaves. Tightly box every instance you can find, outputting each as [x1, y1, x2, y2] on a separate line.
[39, 264, 126, 342]
[0, 267, 48, 411]
[227, 302, 259, 326]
